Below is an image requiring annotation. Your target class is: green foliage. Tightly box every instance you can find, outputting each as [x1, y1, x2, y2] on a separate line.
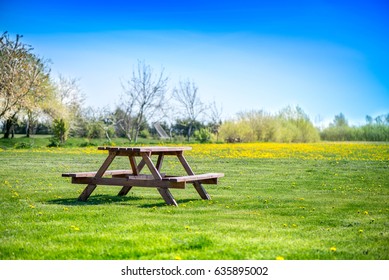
[13, 142, 33, 149]
[194, 128, 212, 143]
[138, 128, 150, 139]
[87, 122, 105, 139]
[220, 106, 320, 143]
[51, 118, 69, 144]
[320, 113, 389, 141]
[219, 120, 255, 142]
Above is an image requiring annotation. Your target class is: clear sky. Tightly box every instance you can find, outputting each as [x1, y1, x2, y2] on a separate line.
[1, 0, 388, 125]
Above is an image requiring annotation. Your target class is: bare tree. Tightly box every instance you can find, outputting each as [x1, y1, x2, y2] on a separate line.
[207, 101, 223, 141]
[122, 60, 168, 142]
[173, 79, 205, 141]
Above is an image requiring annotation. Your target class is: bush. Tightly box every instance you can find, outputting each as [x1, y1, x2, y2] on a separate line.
[219, 120, 256, 142]
[52, 118, 69, 144]
[14, 142, 32, 149]
[194, 128, 212, 143]
[219, 106, 320, 143]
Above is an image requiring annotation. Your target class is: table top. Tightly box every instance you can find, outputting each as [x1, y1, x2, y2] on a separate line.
[98, 146, 192, 153]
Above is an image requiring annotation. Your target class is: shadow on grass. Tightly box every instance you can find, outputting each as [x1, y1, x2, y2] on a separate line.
[138, 198, 201, 208]
[48, 195, 202, 208]
[46, 194, 142, 206]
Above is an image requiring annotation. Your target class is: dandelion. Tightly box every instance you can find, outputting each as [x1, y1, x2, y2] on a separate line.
[29, 204, 36, 209]
[363, 211, 369, 215]
[330, 247, 337, 252]
[70, 225, 80, 231]
[174, 256, 182, 260]
[282, 224, 288, 227]
[359, 229, 364, 234]
[184, 225, 191, 230]
[276, 256, 284, 260]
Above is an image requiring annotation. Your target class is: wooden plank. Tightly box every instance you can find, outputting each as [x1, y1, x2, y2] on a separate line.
[71, 177, 185, 189]
[78, 184, 97, 201]
[118, 186, 132, 196]
[165, 173, 224, 183]
[98, 146, 192, 153]
[177, 153, 211, 200]
[62, 169, 132, 178]
[141, 152, 163, 180]
[157, 188, 178, 206]
[117, 157, 146, 197]
[77, 150, 117, 201]
[95, 151, 117, 178]
[156, 154, 164, 171]
[129, 156, 138, 175]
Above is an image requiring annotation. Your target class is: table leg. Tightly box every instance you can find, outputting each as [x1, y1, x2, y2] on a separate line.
[156, 154, 164, 171]
[78, 184, 97, 202]
[118, 157, 146, 196]
[142, 153, 163, 180]
[177, 153, 211, 200]
[142, 152, 179, 206]
[78, 151, 117, 201]
[157, 188, 178, 206]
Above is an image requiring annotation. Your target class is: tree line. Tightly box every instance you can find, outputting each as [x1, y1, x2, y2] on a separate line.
[0, 32, 222, 145]
[1, 33, 388, 144]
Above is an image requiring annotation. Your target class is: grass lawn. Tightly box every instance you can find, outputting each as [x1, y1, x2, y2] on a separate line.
[0, 142, 388, 260]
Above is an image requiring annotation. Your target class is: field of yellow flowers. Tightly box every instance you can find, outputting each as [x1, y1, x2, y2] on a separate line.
[188, 142, 389, 161]
[6, 142, 388, 161]
[0, 142, 388, 260]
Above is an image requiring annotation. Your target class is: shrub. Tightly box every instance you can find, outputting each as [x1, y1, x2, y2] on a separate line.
[194, 128, 212, 143]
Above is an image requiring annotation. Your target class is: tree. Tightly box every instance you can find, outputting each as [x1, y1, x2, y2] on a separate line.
[1, 32, 51, 138]
[172, 79, 205, 141]
[333, 113, 348, 127]
[207, 101, 223, 142]
[122, 60, 168, 142]
[48, 75, 85, 142]
[83, 106, 115, 141]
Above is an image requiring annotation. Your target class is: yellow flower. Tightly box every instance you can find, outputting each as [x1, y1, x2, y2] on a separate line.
[276, 256, 284, 260]
[174, 256, 182, 260]
[330, 247, 337, 252]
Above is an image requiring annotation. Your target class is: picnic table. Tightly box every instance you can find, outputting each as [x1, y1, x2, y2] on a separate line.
[62, 146, 224, 206]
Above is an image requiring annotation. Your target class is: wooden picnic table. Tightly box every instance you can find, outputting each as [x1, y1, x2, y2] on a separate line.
[62, 146, 224, 206]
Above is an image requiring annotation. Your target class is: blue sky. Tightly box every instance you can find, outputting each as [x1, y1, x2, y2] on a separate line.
[1, 0, 388, 125]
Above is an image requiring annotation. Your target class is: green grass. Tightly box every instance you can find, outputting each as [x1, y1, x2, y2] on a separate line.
[0, 146, 388, 260]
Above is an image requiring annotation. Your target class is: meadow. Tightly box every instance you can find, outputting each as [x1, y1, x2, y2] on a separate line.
[0, 142, 388, 260]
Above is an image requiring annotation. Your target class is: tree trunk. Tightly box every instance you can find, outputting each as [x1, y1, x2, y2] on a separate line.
[26, 118, 30, 137]
[3, 118, 15, 139]
[187, 123, 193, 141]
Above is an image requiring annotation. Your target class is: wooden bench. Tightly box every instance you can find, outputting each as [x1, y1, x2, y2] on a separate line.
[62, 171, 223, 189]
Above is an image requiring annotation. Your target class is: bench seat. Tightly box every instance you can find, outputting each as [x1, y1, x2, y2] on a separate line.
[164, 173, 224, 183]
[62, 170, 132, 178]
[62, 171, 223, 189]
